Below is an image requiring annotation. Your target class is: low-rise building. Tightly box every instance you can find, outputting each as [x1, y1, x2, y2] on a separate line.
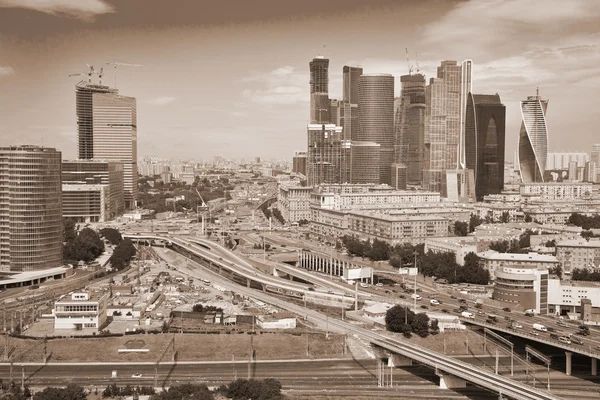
[493, 265, 549, 315]
[519, 182, 594, 200]
[547, 279, 600, 316]
[54, 292, 109, 332]
[477, 250, 559, 280]
[256, 312, 297, 329]
[555, 239, 600, 276]
[424, 237, 478, 265]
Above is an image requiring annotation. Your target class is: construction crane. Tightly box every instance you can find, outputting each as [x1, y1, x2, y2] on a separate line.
[195, 188, 210, 236]
[415, 52, 420, 74]
[69, 64, 103, 84]
[405, 48, 413, 75]
[105, 61, 143, 88]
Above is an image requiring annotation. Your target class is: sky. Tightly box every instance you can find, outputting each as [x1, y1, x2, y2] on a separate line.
[1, 0, 599, 161]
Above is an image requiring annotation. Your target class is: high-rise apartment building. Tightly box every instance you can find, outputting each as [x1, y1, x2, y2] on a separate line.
[546, 153, 589, 170]
[306, 124, 347, 186]
[62, 159, 125, 220]
[396, 74, 426, 184]
[464, 93, 506, 200]
[592, 144, 600, 165]
[437, 61, 462, 170]
[0, 146, 62, 272]
[422, 77, 446, 192]
[459, 60, 473, 169]
[76, 81, 138, 209]
[583, 161, 597, 183]
[518, 92, 548, 183]
[309, 57, 330, 124]
[358, 74, 394, 185]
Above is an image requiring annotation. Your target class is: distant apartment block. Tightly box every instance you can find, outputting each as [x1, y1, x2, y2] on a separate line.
[555, 239, 600, 276]
[519, 182, 593, 200]
[277, 185, 312, 223]
[0, 146, 63, 272]
[292, 151, 307, 176]
[424, 237, 478, 265]
[546, 152, 589, 170]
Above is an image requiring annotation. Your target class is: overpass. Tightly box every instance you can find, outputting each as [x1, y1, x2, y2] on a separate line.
[460, 317, 600, 377]
[127, 233, 564, 400]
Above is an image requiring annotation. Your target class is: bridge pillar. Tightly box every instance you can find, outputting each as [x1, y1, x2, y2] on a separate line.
[246, 278, 251, 288]
[388, 354, 412, 367]
[592, 358, 597, 376]
[565, 351, 573, 376]
[438, 374, 466, 389]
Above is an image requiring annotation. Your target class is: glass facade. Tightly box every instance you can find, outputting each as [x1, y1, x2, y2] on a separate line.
[0, 146, 62, 272]
[518, 94, 548, 183]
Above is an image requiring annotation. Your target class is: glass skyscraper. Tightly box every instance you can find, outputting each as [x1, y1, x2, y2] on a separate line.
[518, 92, 548, 183]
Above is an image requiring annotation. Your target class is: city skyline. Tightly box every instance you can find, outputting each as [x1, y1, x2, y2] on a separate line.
[1, 0, 600, 160]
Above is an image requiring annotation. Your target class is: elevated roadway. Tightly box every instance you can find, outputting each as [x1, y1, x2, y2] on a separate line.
[133, 233, 565, 400]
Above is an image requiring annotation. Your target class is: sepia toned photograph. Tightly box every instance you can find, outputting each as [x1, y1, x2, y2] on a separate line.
[0, 0, 599, 399]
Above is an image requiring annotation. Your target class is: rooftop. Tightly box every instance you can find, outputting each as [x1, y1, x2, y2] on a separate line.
[477, 250, 559, 263]
[557, 239, 600, 248]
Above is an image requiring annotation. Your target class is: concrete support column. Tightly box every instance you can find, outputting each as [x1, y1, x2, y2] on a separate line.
[388, 354, 413, 367]
[565, 351, 573, 376]
[438, 374, 466, 389]
[592, 358, 597, 376]
[246, 278, 251, 288]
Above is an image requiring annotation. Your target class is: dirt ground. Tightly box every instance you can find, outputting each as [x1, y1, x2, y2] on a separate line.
[6, 331, 348, 363]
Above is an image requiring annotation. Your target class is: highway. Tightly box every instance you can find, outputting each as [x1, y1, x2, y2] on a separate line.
[132, 232, 566, 400]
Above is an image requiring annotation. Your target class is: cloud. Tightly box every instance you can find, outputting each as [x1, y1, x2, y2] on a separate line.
[242, 65, 308, 105]
[0, 66, 14, 76]
[0, 0, 115, 21]
[147, 96, 175, 106]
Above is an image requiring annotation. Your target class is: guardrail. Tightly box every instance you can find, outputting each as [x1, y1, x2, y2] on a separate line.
[460, 318, 600, 359]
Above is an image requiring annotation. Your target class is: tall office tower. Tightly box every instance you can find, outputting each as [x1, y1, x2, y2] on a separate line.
[76, 81, 138, 209]
[329, 99, 341, 125]
[309, 57, 330, 124]
[339, 102, 359, 141]
[464, 93, 506, 200]
[292, 151, 308, 176]
[306, 124, 345, 186]
[568, 160, 578, 181]
[62, 159, 125, 220]
[518, 91, 549, 183]
[343, 66, 362, 104]
[0, 146, 62, 272]
[459, 60, 473, 168]
[358, 74, 394, 185]
[437, 61, 462, 170]
[350, 142, 381, 184]
[422, 77, 446, 192]
[397, 74, 426, 184]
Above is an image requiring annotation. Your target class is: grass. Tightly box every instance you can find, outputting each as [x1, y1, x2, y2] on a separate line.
[7, 332, 348, 363]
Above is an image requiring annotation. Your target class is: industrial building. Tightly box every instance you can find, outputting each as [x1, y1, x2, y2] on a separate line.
[54, 292, 109, 333]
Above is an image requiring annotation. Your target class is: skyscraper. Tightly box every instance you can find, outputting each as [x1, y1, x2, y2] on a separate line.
[343, 65, 362, 104]
[464, 93, 506, 200]
[518, 91, 549, 183]
[292, 151, 307, 176]
[358, 74, 394, 185]
[0, 146, 62, 272]
[437, 61, 461, 170]
[396, 73, 426, 184]
[76, 81, 138, 209]
[306, 124, 346, 186]
[422, 77, 446, 192]
[592, 144, 600, 165]
[459, 59, 473, 168]
[350, 141, 381, 184]
[309, 57, 329, 124]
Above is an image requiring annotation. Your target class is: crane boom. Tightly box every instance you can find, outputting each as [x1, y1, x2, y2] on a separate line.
[105, 60, 143, 88]
[195, 188, 209, 211]
[405, 48, 413, 75]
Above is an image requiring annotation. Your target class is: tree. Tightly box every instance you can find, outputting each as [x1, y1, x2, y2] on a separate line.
[37, 384, 87, 400]
[410, 313, 430, 337]
[549, 265, 563, 279]
[225, 379, 283, 400]
[100, 228, 122, 245]
[489, 240, 510, 253]
[469, 214, 483, 233]
[367, 239, 389, 261]
[454, 221, 468, 237]
[385, 305, 414, 333]
[500, 211, 510, 223]
[545, 239, 556, 247]
[524, 214, 533, 223]
[458, 252, 490, 285]
[389, 255, 403, 269]
[110, 238, 137, 270]
[192, 304, 204, 313]
[63, 218, 77, 243]
[153, 384, 213, 400]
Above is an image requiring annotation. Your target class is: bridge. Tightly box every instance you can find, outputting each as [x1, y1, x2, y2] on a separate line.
[126, 232, 565, 400]
[460, 317, 600, 377]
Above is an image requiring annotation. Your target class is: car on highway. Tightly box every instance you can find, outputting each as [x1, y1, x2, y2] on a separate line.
[430, 299, 440, 306]
[420, 305, 428, 309]
[569, 335, 584, 345]
[450, 295, 457, 299]
[550, 333, 559, 339]
[558, 336, 571, 344]
[486, 318, 496, 324]
[557, 321, 569, 328]
[441, 309, 449, 313]
[360, 283, 369, 288]
[376, 283, 383, 287]
[512, 323, 523, 329]
[529, 330, 540, 336]
[132, 373, 142, 378]
[502, 307, 511, 312]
